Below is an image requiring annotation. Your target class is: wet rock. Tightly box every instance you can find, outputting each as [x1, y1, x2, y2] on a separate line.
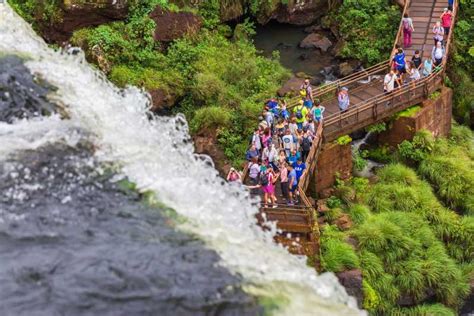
[258, 0, 328, 25]
[150, 7, 202, 42]
[334, 213, 353, 230]
[332, 38, 346, 58]
[323, 65, 334, 75]
[304, 24, 323, 33]
[193, 134, 229, 176]
[295, 72, 311, 79]
[278, 76, 303, 97]
[299, 33, 333, 52]
[298, 53, 309, 61]
[0, 55, 59, 123]
[310, 76, 323, 86]
[149, 89, 178, 113]
[336, 269, 363, 308]
[338, 62, 355, 77]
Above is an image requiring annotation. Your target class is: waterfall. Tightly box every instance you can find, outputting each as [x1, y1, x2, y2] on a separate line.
[0, 2, 364, 315]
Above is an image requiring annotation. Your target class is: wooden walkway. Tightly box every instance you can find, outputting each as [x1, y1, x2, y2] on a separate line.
[242, 0, 457, 268]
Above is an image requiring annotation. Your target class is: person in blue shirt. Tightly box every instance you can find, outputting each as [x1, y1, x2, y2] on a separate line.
[392, 48, 406, 81]
[293, 158, 306, 182]
[287, 164, 298, 205]
[246, 145, 259, 161]
[287, 149, 300, 165]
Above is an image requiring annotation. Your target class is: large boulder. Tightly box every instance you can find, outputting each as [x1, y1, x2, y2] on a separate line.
[149, 89, 178, 113]
[336, 269, 363, 308]
[261, 0, 328, 25]
[277, 76, 304, 97]
[38, 0, 129, 43]
[299, 33, 333, 52]
[150, 7, 202, 42]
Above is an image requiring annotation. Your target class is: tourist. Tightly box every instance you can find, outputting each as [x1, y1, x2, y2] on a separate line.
[287, 149, 300, 166]
[279, 100, 290, 120]
[392, 48, 406, 79]
[300, 79, 313, 102]
[265, 143, 279, 171]
[431, 41, 445, 66]
[304, 114, 315, 135]
[275, 118, 286, 147]
[248, 157, 260, 186]
[301, 131, 312, 162]
[246, 144, 259, 161]
[402, 13, 415, 48]
[282, 129, 295, 157]
[411, 50, 423, 71]
[384, 69, 397, 95]
[294, 100, 308, 130]
[422, 58, 433, 77]
[448, 0, 454, 11]
[338, 87, 350, 113]
[226, 167, 241, 183]
[287, 164, 298, 205]
[394, 69, 403, 89]
[407, 61, 421, 96]
[251, 128, 262, 152]
[295, 128, 303, 151]
[263, 110, 274, 131]
[293, 158, 307, 183]
[312, 100, 325, 126]
[440, 8, 452, 36]
[260, 166, 277, 208]
[261, 127, 272, 149]
[278, 149, 287, 167]
[279, 162, 289, 201]
[433, 21, 444, 46]
[288, 116, 298, 136]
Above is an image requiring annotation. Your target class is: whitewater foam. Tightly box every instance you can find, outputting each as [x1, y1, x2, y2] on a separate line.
[0, 2, 364, 315]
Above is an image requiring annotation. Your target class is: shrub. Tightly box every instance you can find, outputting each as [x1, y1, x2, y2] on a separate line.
[320, 225, 360, 272]
[190, 106, 232, 133]
[333, 0, 399, 65]
[348, 204, 371, 225]
[336, 135, 352, 145]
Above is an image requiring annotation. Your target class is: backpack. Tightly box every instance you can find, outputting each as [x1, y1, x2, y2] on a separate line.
[295, 106, 303, 119]
[299, 89, 307, 97]
[302, 136, 311, 151]
[403, 18, 411, 31]
[259, 172, 269, 186]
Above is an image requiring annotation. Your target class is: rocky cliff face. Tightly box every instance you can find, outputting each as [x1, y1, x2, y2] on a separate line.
[32, 0, 129, 43]
[171, 0, 328, 25]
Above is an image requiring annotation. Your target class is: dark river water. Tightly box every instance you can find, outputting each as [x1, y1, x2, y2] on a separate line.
[0, 56, 262, 316]
[253, 22, 337, 79]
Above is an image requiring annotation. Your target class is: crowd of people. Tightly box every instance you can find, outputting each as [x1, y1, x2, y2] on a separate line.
[384, 6, 452, 100]
[227, 2, 454, 208]
[227, 79, 325, 207]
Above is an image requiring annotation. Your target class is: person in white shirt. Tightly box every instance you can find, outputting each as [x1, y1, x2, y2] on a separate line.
[282, 129, 295, 157]
[431, 42, 445, 66]
[384, 70, 397, 106]
[384, 70, 396, 94]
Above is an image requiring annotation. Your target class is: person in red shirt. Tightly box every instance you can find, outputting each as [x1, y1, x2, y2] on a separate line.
[440, 8, 452, 36]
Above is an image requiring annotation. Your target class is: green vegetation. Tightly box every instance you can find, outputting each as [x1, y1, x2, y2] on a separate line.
[67, 2, 290, 167]
[9, 0, 64, 31]
[447, 0, 474, 126]
[398, 126, 474, 215]
[392, 105, 421, 119]
[319, 164, 473, 314]
[336, 135, 352, 145]
[331, 0, 400, 65]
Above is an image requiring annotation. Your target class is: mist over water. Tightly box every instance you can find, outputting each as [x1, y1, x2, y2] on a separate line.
[0, 2, 363, 315]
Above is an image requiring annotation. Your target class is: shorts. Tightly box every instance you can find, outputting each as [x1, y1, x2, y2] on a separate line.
[289, 184, 298, 193]
[397, 67, 406, 74]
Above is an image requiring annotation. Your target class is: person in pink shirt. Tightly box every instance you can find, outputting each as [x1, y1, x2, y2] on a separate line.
[440, 8, 452, 36]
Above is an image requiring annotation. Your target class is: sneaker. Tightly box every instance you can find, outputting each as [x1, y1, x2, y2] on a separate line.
[272, 204, 278, 208]
[287, 201, 294, 206]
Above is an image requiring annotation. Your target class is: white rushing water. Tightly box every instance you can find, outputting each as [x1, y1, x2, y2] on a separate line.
[0, 3, 364, 315]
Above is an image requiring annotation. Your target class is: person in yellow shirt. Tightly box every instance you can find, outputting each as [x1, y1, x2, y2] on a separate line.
[293, 100, 308, 129]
